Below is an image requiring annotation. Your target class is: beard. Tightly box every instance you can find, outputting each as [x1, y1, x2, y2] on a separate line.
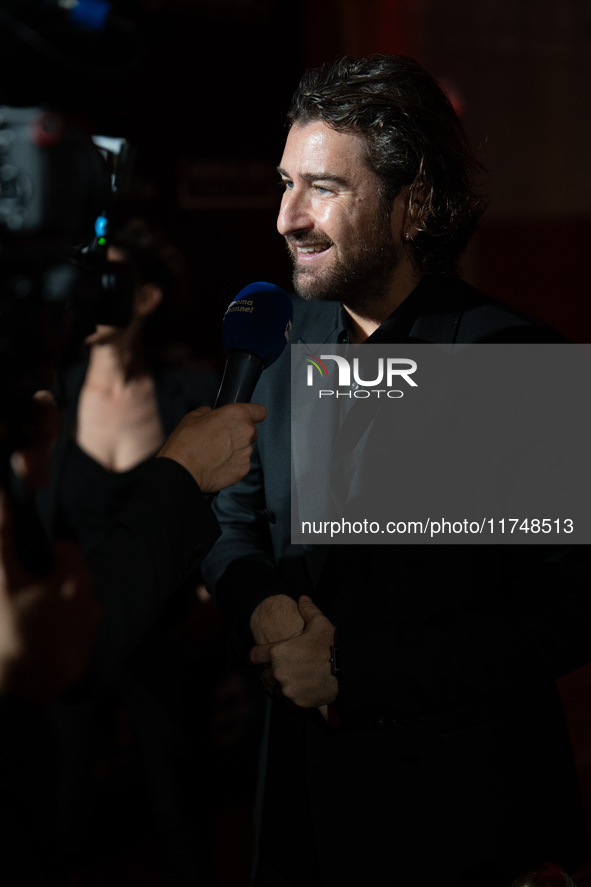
[285, 211, 401, 315]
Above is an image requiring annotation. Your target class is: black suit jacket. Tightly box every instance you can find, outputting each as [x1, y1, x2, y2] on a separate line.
[203, 275, 591, 886]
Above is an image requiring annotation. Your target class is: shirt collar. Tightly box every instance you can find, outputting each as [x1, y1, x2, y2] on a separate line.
[337, 276, 437, 344]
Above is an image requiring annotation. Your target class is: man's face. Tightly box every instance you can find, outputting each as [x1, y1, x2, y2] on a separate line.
[277, 120, 401, 311]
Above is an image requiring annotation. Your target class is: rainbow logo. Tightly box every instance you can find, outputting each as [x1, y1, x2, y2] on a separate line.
[304, 353, 329, 378]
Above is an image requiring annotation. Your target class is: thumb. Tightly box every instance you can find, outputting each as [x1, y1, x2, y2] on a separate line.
[248, 642, 273, 666]
[298, 595, 323, 623]
[247, 402, 267, 424]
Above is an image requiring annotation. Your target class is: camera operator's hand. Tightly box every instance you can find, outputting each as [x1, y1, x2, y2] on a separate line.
[0, 491, 101, 706]
[8, 389, 61, 492]
[156, 402, 267, 493]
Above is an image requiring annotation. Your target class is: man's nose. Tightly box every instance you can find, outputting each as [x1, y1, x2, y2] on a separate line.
[277, 188, 311, 236]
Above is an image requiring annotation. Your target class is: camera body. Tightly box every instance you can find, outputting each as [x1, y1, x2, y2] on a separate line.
[0, 107, 135, 571]
[0, 105, 109, 239]
[0, 2, 144, 572]
[0, 106, 138, 370]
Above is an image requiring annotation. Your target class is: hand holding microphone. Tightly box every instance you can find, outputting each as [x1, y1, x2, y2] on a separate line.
[159, 282, 293, 492]
[157, 402, 266, 493]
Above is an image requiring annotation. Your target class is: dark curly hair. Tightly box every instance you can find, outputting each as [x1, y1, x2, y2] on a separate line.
[287, 54, 487, 275]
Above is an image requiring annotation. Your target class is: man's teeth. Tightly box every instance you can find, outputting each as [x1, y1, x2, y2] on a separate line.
[298, 245, 327, 254]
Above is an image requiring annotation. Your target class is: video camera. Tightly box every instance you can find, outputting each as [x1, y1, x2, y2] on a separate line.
[0, 0, 144, 570]
[0, 107, 138, 443]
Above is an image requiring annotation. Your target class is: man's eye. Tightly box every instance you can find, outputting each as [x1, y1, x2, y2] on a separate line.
[279, 180, 293, 190]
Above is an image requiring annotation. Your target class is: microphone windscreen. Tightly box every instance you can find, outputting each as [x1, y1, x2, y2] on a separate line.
[222, 281, 293, 367]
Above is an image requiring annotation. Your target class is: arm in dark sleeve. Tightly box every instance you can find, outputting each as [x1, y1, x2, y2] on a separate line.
[83, 456, 219, 691]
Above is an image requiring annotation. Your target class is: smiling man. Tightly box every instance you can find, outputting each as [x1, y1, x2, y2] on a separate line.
[277, 122, 414, 323]
[202, 55, 591, 887]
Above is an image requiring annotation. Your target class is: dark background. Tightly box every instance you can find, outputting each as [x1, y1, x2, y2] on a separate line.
[5, 0, 589, 359]
[2, 1, 591, 884]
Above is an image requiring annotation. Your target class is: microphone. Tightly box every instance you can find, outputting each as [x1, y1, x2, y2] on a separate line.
[214, 282, 293, 408]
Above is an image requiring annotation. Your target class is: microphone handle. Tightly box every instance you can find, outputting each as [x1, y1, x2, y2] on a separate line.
[214, 350, 264, 408]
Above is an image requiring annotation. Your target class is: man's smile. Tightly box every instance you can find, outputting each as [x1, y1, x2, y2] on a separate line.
[298, 245, 329, 255]
[287, 237, 334, 263]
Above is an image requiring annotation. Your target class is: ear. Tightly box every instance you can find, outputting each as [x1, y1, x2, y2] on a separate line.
[134, 283, 163, 318]
[399, 182, 429, 243]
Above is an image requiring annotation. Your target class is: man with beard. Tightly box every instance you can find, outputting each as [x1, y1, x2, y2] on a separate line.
[202, 55, 591, 887]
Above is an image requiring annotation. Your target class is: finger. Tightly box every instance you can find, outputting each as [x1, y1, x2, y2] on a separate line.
[236, 429, 257, 450]
[297, 595, 323, 622]
[184, 406, 212, 422]
[234, 410, 263, 445]
[32, 388, 55, 405]
[247, 402, 267, 424]
[222, 402, 267, 426]
[248, 642, 273, 666]
[10, 393, 62, 490]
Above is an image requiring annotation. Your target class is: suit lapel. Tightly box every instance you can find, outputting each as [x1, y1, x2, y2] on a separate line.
[289, 300, 340, 588]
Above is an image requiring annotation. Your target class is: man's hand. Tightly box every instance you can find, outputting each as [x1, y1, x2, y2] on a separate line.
[157, 402, 267, 492]
[249, 596, 338, 709]
[250, 593, 304, 646]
